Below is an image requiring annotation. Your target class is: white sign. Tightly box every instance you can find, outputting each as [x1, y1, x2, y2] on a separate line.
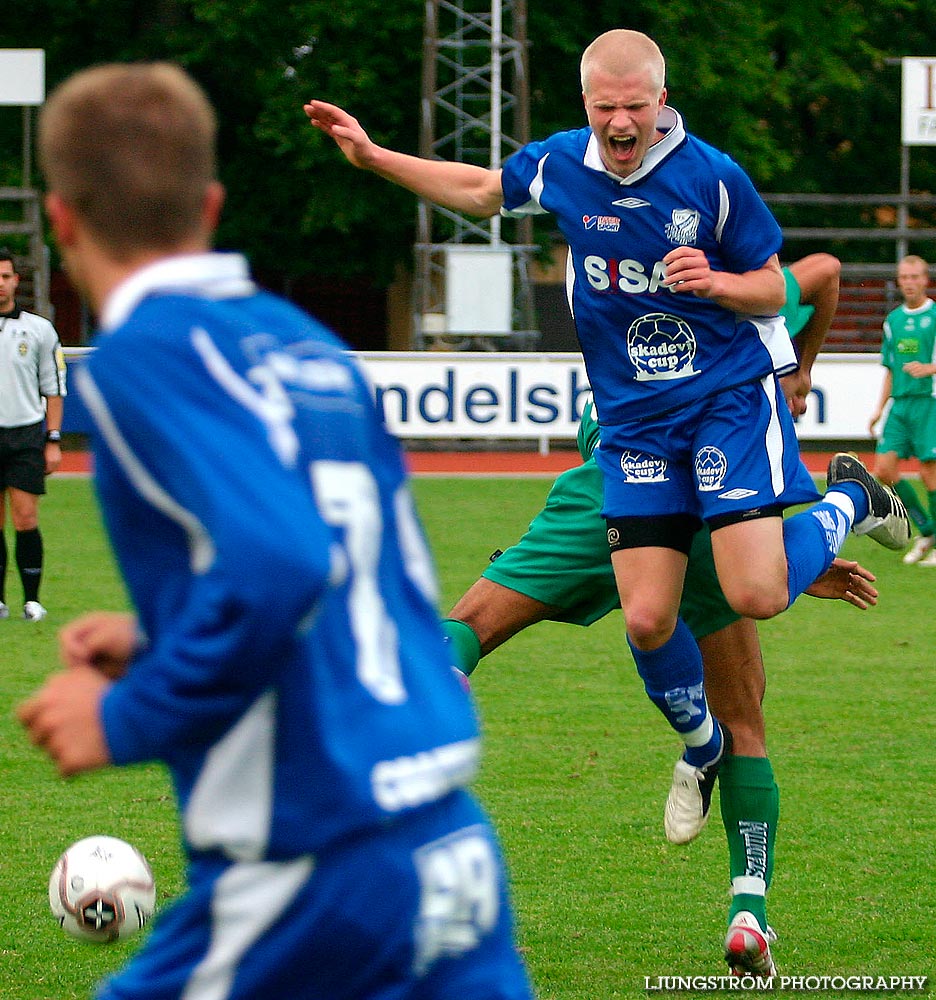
[355, 351, 882, 442]
[0, 49, 45, 106]
[790, 354, 882, 439]
[901, 57, 936, 145]
[63, 350, 884, 445]
[357, 352, 589, 439]
[444, 245, 514, 335]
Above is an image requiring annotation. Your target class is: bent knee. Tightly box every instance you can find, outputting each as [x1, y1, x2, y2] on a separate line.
[625, 608, 677, 651]
[722, 584, 789, 621]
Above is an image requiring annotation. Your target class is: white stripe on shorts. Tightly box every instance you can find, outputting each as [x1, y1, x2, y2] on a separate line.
[181, 856, 314, 1000]
[760, 374, 786, 498]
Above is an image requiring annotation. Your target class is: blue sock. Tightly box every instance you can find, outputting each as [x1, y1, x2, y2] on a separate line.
[628, 617, 722, 768]
[782, 502, 850, 607]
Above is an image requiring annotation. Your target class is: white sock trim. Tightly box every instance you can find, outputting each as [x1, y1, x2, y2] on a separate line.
[682, 713, 714, 748]
[732, 875, 767, 898]
[824, 490, 856, 528]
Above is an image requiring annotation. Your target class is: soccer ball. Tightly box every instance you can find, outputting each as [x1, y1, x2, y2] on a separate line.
[49, 835, 156, 943]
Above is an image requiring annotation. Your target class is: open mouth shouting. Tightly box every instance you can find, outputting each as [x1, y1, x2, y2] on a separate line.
[605, 133, 638, 171]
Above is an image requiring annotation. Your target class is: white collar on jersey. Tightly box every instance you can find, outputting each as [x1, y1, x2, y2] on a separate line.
[584, 105, 685, 186]
[101, 252, 257, 331]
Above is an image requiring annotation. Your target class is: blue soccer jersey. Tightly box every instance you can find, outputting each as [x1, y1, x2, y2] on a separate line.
[78, 253, 482, 861]
[501, 107, 796, 427]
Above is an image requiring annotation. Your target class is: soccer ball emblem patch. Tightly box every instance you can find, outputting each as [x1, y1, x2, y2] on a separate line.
[695, 445, 728, 492]
[626, 312, 698, 381]
[620, 450, 668, 483]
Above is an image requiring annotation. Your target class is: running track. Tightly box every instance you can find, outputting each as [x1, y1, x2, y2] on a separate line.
[59, 449, 889, 478]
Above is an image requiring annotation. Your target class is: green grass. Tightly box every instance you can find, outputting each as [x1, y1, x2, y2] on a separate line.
[2, 475, 934, 998]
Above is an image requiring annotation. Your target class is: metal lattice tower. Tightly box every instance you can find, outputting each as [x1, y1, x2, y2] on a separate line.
[413, 0, 538, 349]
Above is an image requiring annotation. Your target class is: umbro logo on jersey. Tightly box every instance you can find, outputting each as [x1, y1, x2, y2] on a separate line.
[611, 197, 651, 209]
[718, 488, 759, 501]
[583, 215, 621, 232]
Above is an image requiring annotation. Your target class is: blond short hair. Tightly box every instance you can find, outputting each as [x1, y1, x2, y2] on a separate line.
[900, 254, 929, 276]
[580, 29, 666, 96]
[38, 62, 217, 258]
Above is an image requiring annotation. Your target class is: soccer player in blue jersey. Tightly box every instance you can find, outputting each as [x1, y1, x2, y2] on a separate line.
[19, 63, 534, 1000]
[306, 30, 910, 978]
[439, 255, 880, 972]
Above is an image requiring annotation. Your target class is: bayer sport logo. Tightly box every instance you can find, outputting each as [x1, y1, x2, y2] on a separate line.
[695, 445, 728, 492]
[626, 312, 698, 381]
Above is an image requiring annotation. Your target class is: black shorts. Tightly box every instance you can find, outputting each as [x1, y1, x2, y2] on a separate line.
[0, 422, 47, 495]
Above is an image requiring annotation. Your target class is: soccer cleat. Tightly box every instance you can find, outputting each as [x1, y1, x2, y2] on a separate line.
[0, 602, 9, 620]
[664, 724, 732, 845]
[725, 910, 778, 978]
[23, 601, 47, 621]
[826, 453, 911, 551]
[902, 534, 935, 564]
[918, 549, 936, 567]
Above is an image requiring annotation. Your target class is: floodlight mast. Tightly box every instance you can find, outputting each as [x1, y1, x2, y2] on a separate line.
[414, 0, 538, 349]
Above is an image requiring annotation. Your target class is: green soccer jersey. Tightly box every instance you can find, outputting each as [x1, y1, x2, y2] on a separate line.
[576, 397, 600, 460]
[882, 298, 936, 398]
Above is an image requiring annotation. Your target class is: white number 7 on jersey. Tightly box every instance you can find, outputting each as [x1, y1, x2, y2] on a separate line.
[311, 460, 406, 705]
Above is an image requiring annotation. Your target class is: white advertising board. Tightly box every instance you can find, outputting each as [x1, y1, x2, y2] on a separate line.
[357, 352, 589, 440]
[64, 349, 883, 445]
[356, 351, 883, 443]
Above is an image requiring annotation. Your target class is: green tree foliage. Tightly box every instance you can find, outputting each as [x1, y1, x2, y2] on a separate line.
[5, 0, 936, 283]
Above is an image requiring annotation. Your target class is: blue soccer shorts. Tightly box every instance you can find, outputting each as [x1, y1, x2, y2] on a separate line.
[95, 791, 533, 1000]
[594, 375, 821, 525]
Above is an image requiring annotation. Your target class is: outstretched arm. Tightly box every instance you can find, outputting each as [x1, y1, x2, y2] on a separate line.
[782, 253, 842, 416]
[304, 100, 505, 218]
[787, 253, 841, 372]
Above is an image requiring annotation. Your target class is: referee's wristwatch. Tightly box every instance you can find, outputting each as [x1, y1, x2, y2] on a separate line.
[45, 429, 62, 443]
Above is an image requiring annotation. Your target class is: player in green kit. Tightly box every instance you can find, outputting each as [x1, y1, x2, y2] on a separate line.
[441, 254, 880, 977]
[868, 255, 936, 565]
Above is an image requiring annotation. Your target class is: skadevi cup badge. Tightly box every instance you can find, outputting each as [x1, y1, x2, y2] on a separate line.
[695, 445, 728, 493]
[620, 450, 668, 484]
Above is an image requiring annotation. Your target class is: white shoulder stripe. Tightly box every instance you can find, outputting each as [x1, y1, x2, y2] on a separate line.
[75, 365, 216, 574]
[501, 152, 550, 217]
[714, 180, 729, 242]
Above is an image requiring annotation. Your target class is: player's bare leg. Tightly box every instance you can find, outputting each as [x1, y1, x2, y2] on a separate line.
[611, 545, 728, 843]
[444, 577, 561, 673]
[699, 617, 778, 977]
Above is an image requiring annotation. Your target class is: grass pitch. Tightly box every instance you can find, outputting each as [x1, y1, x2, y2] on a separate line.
[2, 475, 933, 998]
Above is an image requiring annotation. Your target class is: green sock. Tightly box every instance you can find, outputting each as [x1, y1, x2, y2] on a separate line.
[894, 479, 931, 534]
[925, 490, 936, 537]
[718, 755, 779, 931]
[441, 619, 482, 676]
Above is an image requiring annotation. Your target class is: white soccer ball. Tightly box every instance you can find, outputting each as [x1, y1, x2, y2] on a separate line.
[48, 835, 156, 943]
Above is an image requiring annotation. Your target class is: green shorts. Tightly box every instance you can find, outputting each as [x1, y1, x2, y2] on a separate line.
[482, 458, 740, 640]
[878, 396, 936, 462]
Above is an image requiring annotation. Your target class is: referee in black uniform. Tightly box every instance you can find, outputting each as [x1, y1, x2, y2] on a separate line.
[0, 249, 67, 620]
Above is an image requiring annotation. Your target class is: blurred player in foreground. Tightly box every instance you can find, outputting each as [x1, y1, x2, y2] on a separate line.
[442, 254, 877, 979]
[19, 62, 533, 1000]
